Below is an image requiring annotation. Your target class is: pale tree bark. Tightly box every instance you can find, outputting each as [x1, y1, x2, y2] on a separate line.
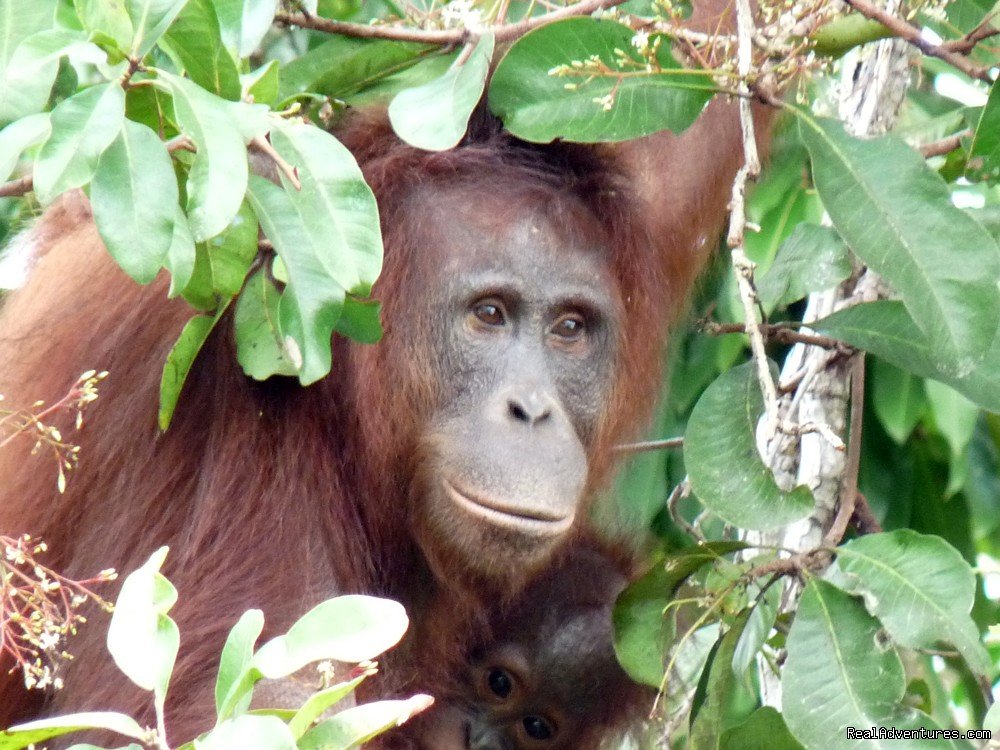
[747, 8, 913, 707]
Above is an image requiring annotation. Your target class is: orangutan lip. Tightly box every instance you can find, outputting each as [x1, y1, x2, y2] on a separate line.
[442, 478, 574, 531]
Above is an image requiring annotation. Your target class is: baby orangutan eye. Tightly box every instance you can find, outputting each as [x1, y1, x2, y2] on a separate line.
[522, 714, 556, 741]
[486, 667, 514, 699]
[471, 300, 506, 327]
[550, 313, 585, 340]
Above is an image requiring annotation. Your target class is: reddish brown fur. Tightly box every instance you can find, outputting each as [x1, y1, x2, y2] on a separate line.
[0, 3, 766, 738]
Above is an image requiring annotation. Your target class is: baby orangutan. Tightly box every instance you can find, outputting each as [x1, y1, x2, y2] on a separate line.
[392, 543, 649, 749]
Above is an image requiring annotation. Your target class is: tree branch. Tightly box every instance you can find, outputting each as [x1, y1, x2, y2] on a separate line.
[276, 0, 629, 45]
[918, 130, 971, 158]
[843, 0, 994, 82]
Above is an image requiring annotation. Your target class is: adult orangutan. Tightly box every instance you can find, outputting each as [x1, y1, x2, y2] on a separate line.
[0, 0, 767, 743]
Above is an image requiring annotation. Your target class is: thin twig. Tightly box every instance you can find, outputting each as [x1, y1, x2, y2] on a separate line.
[276, 0, 628, 45]
[614, 436, 684, 454]
[250, 136, 301, 190]
[939, 12, 1000, 53]
[843, 0, 994, 82]
[917, 129, 971, 158]
[728, 0, 776, 442]
[704, 320, 851, 351]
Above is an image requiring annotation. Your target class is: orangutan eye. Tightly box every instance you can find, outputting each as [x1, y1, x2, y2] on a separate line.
[522, 714, 556, 741]
[471, 300, 506, 327]
[486, 667, 514, 699]
[550, 313, 585, 340]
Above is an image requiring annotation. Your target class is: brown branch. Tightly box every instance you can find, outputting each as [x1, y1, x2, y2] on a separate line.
[276, 0, 629, 45]
[939, 13, 1000, 53]
[614, 436, 683, 454]
[0, 175, 32, 198]
[918, 129, 971, 158]
[842, 0, 994, 83]
[703, 320, 850, 351]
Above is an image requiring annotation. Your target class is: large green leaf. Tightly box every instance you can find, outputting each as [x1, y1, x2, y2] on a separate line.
[107, 547, 179, 699]
[298, 697, 433, 750]
[253, 595, 408, 679]
[783, 580, 959, 750]
[1, 713, 146, 750]
[826, 530, 991, 677]
[798, 114, 1000, 377]
[161, 0, 241, 100]
[198, 715, 296, 750]
[74, 0, 134, 51]
[215, 609, 265, 721]
[205, 200, 257, 297]
[246, 175, 344, 384]
[0, 29, 85, 124]
[234, 269, 299, 380]
[268, 121, 383, 295]
[159, 305, 228, 430]
[279, 36, 435, 101]
[286, 674, 369, 739]
[214, 0, 278, 58]
[388, 32, 493, 151]
[755, 223, 852, 310]
[0, 112, 50, 182]
[124, 0, 186, 57]
[684, 361, 813, 530]
[871, 359, 926, 445]
[489, 18, 713, 143]
[690, 614, 757, 750]
[91, 119, 177, 284]
[0, 0, 56, 122]
[613, 542, 748, 687]
[968, 79, 1000, 182]
[720, 708, 804, 750]
[155, 71, 248, 241]
[33, 82, 125, 204]
[811, 301, 1000, 413]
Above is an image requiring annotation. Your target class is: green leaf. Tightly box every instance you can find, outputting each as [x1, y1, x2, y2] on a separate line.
[155, 71, 249, 241]
[74, 0, 134, 51]
[33, 82, 125, 204]
[91, 119, 177, 284]
[197, 715, 296, 750]
[161, 0, 240, 100]
[388, 32, 493, 151]
[798, 114, 1000, 377]
[689, 613, 755, 750]
[206, 200, 257, 297]
[336, 297, 382, 344]
[279, 37, 434, 101]
[243, 59, 279, 105]
[826, 530, 991, 677]
[159, 305, 228, 430]
[489, 18, 713, 143]
[1, 713, 146, 750]
[925, 380, 978, 495]
[297, 696, 433, 750]
[253, 595, 408, 679]
[107, 547, 179, 700]
[731, 582, 780, 677]
[812, 301, 1000, 413]
[968, 79, 1000, 182]
[124, 0, 186, 57]
[720, 707, 805, 750]
[783, 580, 959, 750]
[0, 0, 57, 122]
[286, 673, 369, 739]
[215, 609, 265, 722]
[756, 224, 852, 310]
[165, 203, 196, 295]
[214, 0, 278, 58]
[0, 112, 50, 182]
[871, 359, 926, 445]
[234, 269, 299, 380]
[684, 361, 814, 530]
[985, 701, 1000, 734]
[269, 121, 383, 295]
[613, 542, 747, 687]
